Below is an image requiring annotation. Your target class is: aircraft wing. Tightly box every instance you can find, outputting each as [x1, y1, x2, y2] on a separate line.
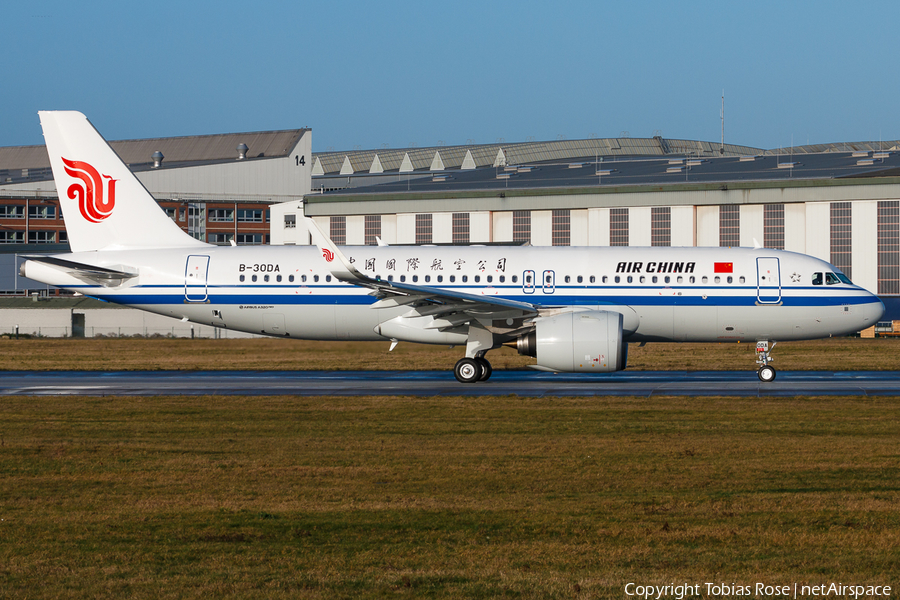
[20, 255, 138, 288]
[305, 218, 538, 326]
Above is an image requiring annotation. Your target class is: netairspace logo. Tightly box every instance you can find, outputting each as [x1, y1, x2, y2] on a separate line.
[624, 582, 892, 599]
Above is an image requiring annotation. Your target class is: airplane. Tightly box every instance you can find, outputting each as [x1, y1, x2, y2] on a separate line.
[21, 111, 885, 383]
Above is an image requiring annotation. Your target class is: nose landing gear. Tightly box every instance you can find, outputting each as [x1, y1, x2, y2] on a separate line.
[756, 340, 777, 382]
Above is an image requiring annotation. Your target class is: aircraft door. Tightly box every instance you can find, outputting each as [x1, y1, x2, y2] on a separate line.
[756, 257, 781, 304]
[523, 270, 535, 294]
[542, 270, 556, 294]
[185, 255, 210, 302]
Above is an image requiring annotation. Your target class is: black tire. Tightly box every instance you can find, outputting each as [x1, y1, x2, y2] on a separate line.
[758, 365, 776, 382]
[454, 358, 481, 384]
[476, 357, 492, 381]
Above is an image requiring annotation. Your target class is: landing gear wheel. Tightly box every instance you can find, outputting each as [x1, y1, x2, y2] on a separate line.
[758, 365, 776, 382]
[476, 357, 492, 381]
[454, 358, 481, 384]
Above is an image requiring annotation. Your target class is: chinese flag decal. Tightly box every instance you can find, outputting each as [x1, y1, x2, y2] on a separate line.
[714, 262, 733, 273]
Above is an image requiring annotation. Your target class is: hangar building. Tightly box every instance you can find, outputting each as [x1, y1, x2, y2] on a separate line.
[1, 127, 898, 333]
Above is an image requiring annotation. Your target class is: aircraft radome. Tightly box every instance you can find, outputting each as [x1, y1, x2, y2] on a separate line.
[21, 111, 885, 382]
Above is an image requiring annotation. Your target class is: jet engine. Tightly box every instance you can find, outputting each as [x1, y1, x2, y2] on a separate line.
[514, 310, 628, 372]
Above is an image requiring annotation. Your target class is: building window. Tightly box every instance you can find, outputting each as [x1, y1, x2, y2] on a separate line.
[552, 210, 570, 246]
[188, 203, 205, 241]
[164, 207, 178, 222]
[763, 204, 784, 250]
[513, 210, 531, 243]
[28, 205, 56, 219]
[416, 214, 432, 244]
[208, 233, 234, 245]
[0, 231, 25, 243]
[452, 213, 470, 245]
[237, 209, 264, 222]
[610, 208, 629, 246]
[719, 204, 740, 247]
[330, 216, 346, 245]
[284, 214, 296, 229]
[830, 202, 852, 280]
[236, 233, 265, 245]
[364, 215, 381, 245]
[28, 231, 56, 244]
[208, 208, 234, 222]
[0, 205, 25, 219]
[878, 200, 899, 295]
[651, 207, 671, 247]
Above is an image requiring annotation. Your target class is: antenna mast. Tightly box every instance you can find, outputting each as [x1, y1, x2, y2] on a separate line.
[720, 90, 725, 154]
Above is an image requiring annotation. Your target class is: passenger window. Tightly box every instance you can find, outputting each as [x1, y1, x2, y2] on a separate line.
[601, 276, 607, 283]
[499, 275, 505, 283]
[326, 275, 332, 282]
[412, 275, 418, 282]
[313, 275, 319, 282]
[714, 276, 721, 284]
[264, 274, 270, 282]
[615, 276, 621, 283]
[239, 274, 245, 282]
[676, 276, 682, 283]
[474, 275, 480, 283]
[545, 274, 552, 284]
[577, 275, 583, 283]
[437, 275, 443, 283]
[301, 274, 307, 282]
[565, 276, 571, 283]
[812, 272, 823, 285]
[525, 274, 532, 283]
[727, 276, 733, 284]
[288, 275, 294, 282]
[627, 276, 633, 283]
[591, 276, 596, 283]
[512, 275, 518, 283]
[252, 275, 258, 282]
[651, 276, 658, 283]
[277, 275, 282, 282]
[640, 276, 646, 283]
[388, 275, 394, 281]
[665, 276, 671, 284]
[450, 275, 455, 283]
[739, 276, 745, 283]
[689, 276, 695, 284]
[424, 275, 430, 283]
[487, 275, 493, 283]
[462, 275, 468, 283]
[701, 276, 708, 284]
[825, 272, 840, 285]
[400, 275, 406, 282]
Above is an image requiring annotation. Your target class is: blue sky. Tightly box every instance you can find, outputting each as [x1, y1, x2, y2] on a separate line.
[4, 0, 899, 151]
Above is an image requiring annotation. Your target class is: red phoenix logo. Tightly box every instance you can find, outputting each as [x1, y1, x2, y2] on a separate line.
[322, 249, 334, 262]
[62, 158, 117, 223]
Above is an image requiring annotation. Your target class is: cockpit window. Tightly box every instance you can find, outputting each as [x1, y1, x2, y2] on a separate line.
[825, 272, 841, 285]
[812, 272, 823, 286]
[835, 272, 852, 285]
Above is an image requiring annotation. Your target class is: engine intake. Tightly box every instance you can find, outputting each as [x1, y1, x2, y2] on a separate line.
[516, 310, 627, 372]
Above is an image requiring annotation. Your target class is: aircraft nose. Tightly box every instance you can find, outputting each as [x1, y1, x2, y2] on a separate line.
[859, 294, 885, 330]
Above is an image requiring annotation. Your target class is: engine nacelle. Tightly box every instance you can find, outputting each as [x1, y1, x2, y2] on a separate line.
[516, 310, 627, 372]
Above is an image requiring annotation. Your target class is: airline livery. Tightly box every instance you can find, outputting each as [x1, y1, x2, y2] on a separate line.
[22, 112, 885, 382]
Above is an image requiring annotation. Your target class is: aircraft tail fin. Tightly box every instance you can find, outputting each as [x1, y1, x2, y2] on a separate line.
[39, 111, 207, 252]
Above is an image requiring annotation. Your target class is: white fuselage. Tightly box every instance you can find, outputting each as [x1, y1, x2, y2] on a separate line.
[24, 244, 885, 344]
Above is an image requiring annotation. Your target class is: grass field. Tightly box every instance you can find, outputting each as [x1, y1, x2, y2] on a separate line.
[0, 336, 897, 371]
[2, 394, 899, 598]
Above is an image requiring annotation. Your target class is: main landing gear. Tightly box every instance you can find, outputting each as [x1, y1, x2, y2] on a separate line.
[454, 356, 492, 384]
[756, 340, 777, 382]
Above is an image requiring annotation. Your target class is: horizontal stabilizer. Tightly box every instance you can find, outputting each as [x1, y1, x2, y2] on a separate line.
[21, 255, 137, 287]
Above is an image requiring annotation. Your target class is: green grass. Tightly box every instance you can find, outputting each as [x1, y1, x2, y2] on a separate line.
[1, 394, 898, 598]
[0, 336, 897, 371]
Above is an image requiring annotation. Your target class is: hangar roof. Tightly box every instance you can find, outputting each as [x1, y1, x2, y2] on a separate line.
[309, 149, 900, 200]
[0, 128, 309, 185]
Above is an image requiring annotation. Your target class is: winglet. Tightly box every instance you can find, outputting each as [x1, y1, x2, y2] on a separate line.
[752, 237, 762, 249]
[305, 217, 365, 282]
